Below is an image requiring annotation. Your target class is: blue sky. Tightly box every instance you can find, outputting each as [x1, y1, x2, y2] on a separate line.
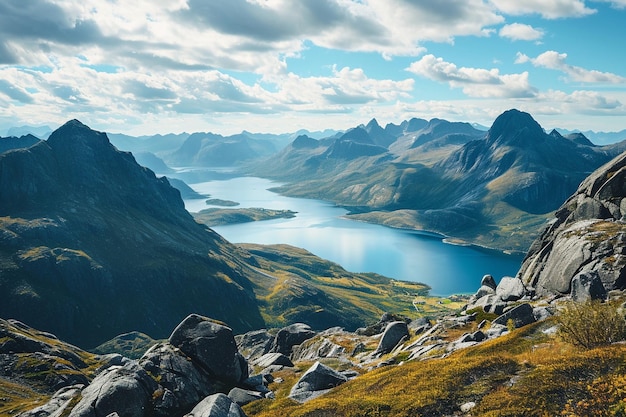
[0, 0, 625, 137]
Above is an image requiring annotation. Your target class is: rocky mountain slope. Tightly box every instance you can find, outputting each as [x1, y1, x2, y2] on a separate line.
[0, 120, 266, 347]
[249, 109, 626, 252]
[518, 150, 626, 297]
[0, 120, 434, 348]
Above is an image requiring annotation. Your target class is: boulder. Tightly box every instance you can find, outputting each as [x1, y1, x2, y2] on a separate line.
[486, 324, 508, 339]
[291, 337, 345, 362]
[456, 331, 486, 344]
[474, 285, 496, 299]
[67, 363, 157, 417]
[183, 393, 247, 417]
[289, 361, 347, 403]
[375, 321, 409, 354]
[18, 384, 84, 417]
[235, 329, 273, 361]
[140, 343, 218, 416]
[481, 274, 497, 290]
[495, 277, 526, 302]
[532, 306, 553, 322]
[253, 352, 294, 369]
[228, 387, 265, 406]
[169, 314, 247, 383]
[270, 323, 316, 355]
[492, 303, 536, 329]
[571, 271, 607, 302]
[408, 317, 432, 335]
[356, 312, 410, 336]
[466, 294, 506, 315]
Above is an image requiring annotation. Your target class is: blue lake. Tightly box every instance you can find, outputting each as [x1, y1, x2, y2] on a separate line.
[184, 177, 524, 296]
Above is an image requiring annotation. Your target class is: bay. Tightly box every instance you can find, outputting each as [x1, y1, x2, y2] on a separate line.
[183, 176, 523, 296]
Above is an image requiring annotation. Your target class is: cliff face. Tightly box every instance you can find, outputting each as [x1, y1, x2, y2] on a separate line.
[518, 151, 626, 296]
[0, 120, 264, 347]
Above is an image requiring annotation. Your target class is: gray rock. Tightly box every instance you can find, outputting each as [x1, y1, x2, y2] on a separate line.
[291, 337, 345, 362]
[253, 352, 294, 369]
[518, 152, 626, 297]
[571, 271, 607, 302]
[485, 324, 508, 339]
[140, 342, 218, 416]
[183, 393, 247, 417]
[475, 285, 496, 299]
[532, 307, 553, 322]
[455, 331, 486, 344]
[495, 277, 526, 302]
[356, 312, 410, 336]
[375, 321, 409, 354]
[289, 361, 347, 403]
[169, 314, 247, 383]
[235, 329, 273, 361]
[492, 303, 536, 329]
[17, 384, 84, 417]
[466, 294, 506, 315]
[481, 274, 497, 290]
[270, 323, 316, 355]
[408, 317, 431, 335]
[228, 387, 265, 406]
[68, 363, 157, 417]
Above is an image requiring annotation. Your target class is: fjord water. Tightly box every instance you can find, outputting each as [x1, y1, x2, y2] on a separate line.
[184, 177, 523, 296]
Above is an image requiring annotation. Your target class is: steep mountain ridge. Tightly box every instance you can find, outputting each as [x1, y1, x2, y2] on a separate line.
[0, 120, 265, 347]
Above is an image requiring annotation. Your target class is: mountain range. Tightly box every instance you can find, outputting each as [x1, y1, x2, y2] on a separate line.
[2, 113, 626, 416]
[248, 109, 626, 252]
[0, 121, 423, 347]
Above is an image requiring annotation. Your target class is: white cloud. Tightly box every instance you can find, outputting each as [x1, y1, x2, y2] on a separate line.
[407, 55, 536, 98]
[489, 0, 596, 18]
[499, 23, 544, 41]
[518, 51, 626, 83]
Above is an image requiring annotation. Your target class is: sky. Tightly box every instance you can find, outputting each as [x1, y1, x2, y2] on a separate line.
[1, 0, 625, 137]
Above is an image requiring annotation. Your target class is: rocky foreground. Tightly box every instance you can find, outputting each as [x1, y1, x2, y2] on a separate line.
[3, 280, 561, 417]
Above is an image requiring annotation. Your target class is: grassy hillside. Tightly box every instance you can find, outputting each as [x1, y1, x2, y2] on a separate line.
[244, 319, 626, 417]
[238, 243, 467, 330]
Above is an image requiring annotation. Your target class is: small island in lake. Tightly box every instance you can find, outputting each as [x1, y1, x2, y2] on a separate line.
[193, 207, 297, 226]
[205, 198, 240, 207]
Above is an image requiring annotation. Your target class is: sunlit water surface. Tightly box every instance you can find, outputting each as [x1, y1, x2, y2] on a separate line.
[184, 176, 523, 296]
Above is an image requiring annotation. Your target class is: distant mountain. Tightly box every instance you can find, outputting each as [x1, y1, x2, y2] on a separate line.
[107, 132, 190, 155]
[167, 132, 278, 167]
[248, 109, 626, 252]
[5, 125, 53, 139]
[133, 151, 174, 174]
[0, 120, 265, 347]
[0, 134, 41, 154]
[555, 127, 626, 145]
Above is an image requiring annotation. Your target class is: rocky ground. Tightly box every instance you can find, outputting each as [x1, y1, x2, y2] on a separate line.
[5, 272, 608, 417]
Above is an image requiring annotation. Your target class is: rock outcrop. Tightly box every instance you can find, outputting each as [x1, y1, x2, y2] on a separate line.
[20, 314, 274, 417]
[518, 151, 626, 296]
[288, 361, 348, 403]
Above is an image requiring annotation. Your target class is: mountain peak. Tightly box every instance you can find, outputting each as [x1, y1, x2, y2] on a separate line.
[47, 119, 111, 153]
[487, 109, 545, 146]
